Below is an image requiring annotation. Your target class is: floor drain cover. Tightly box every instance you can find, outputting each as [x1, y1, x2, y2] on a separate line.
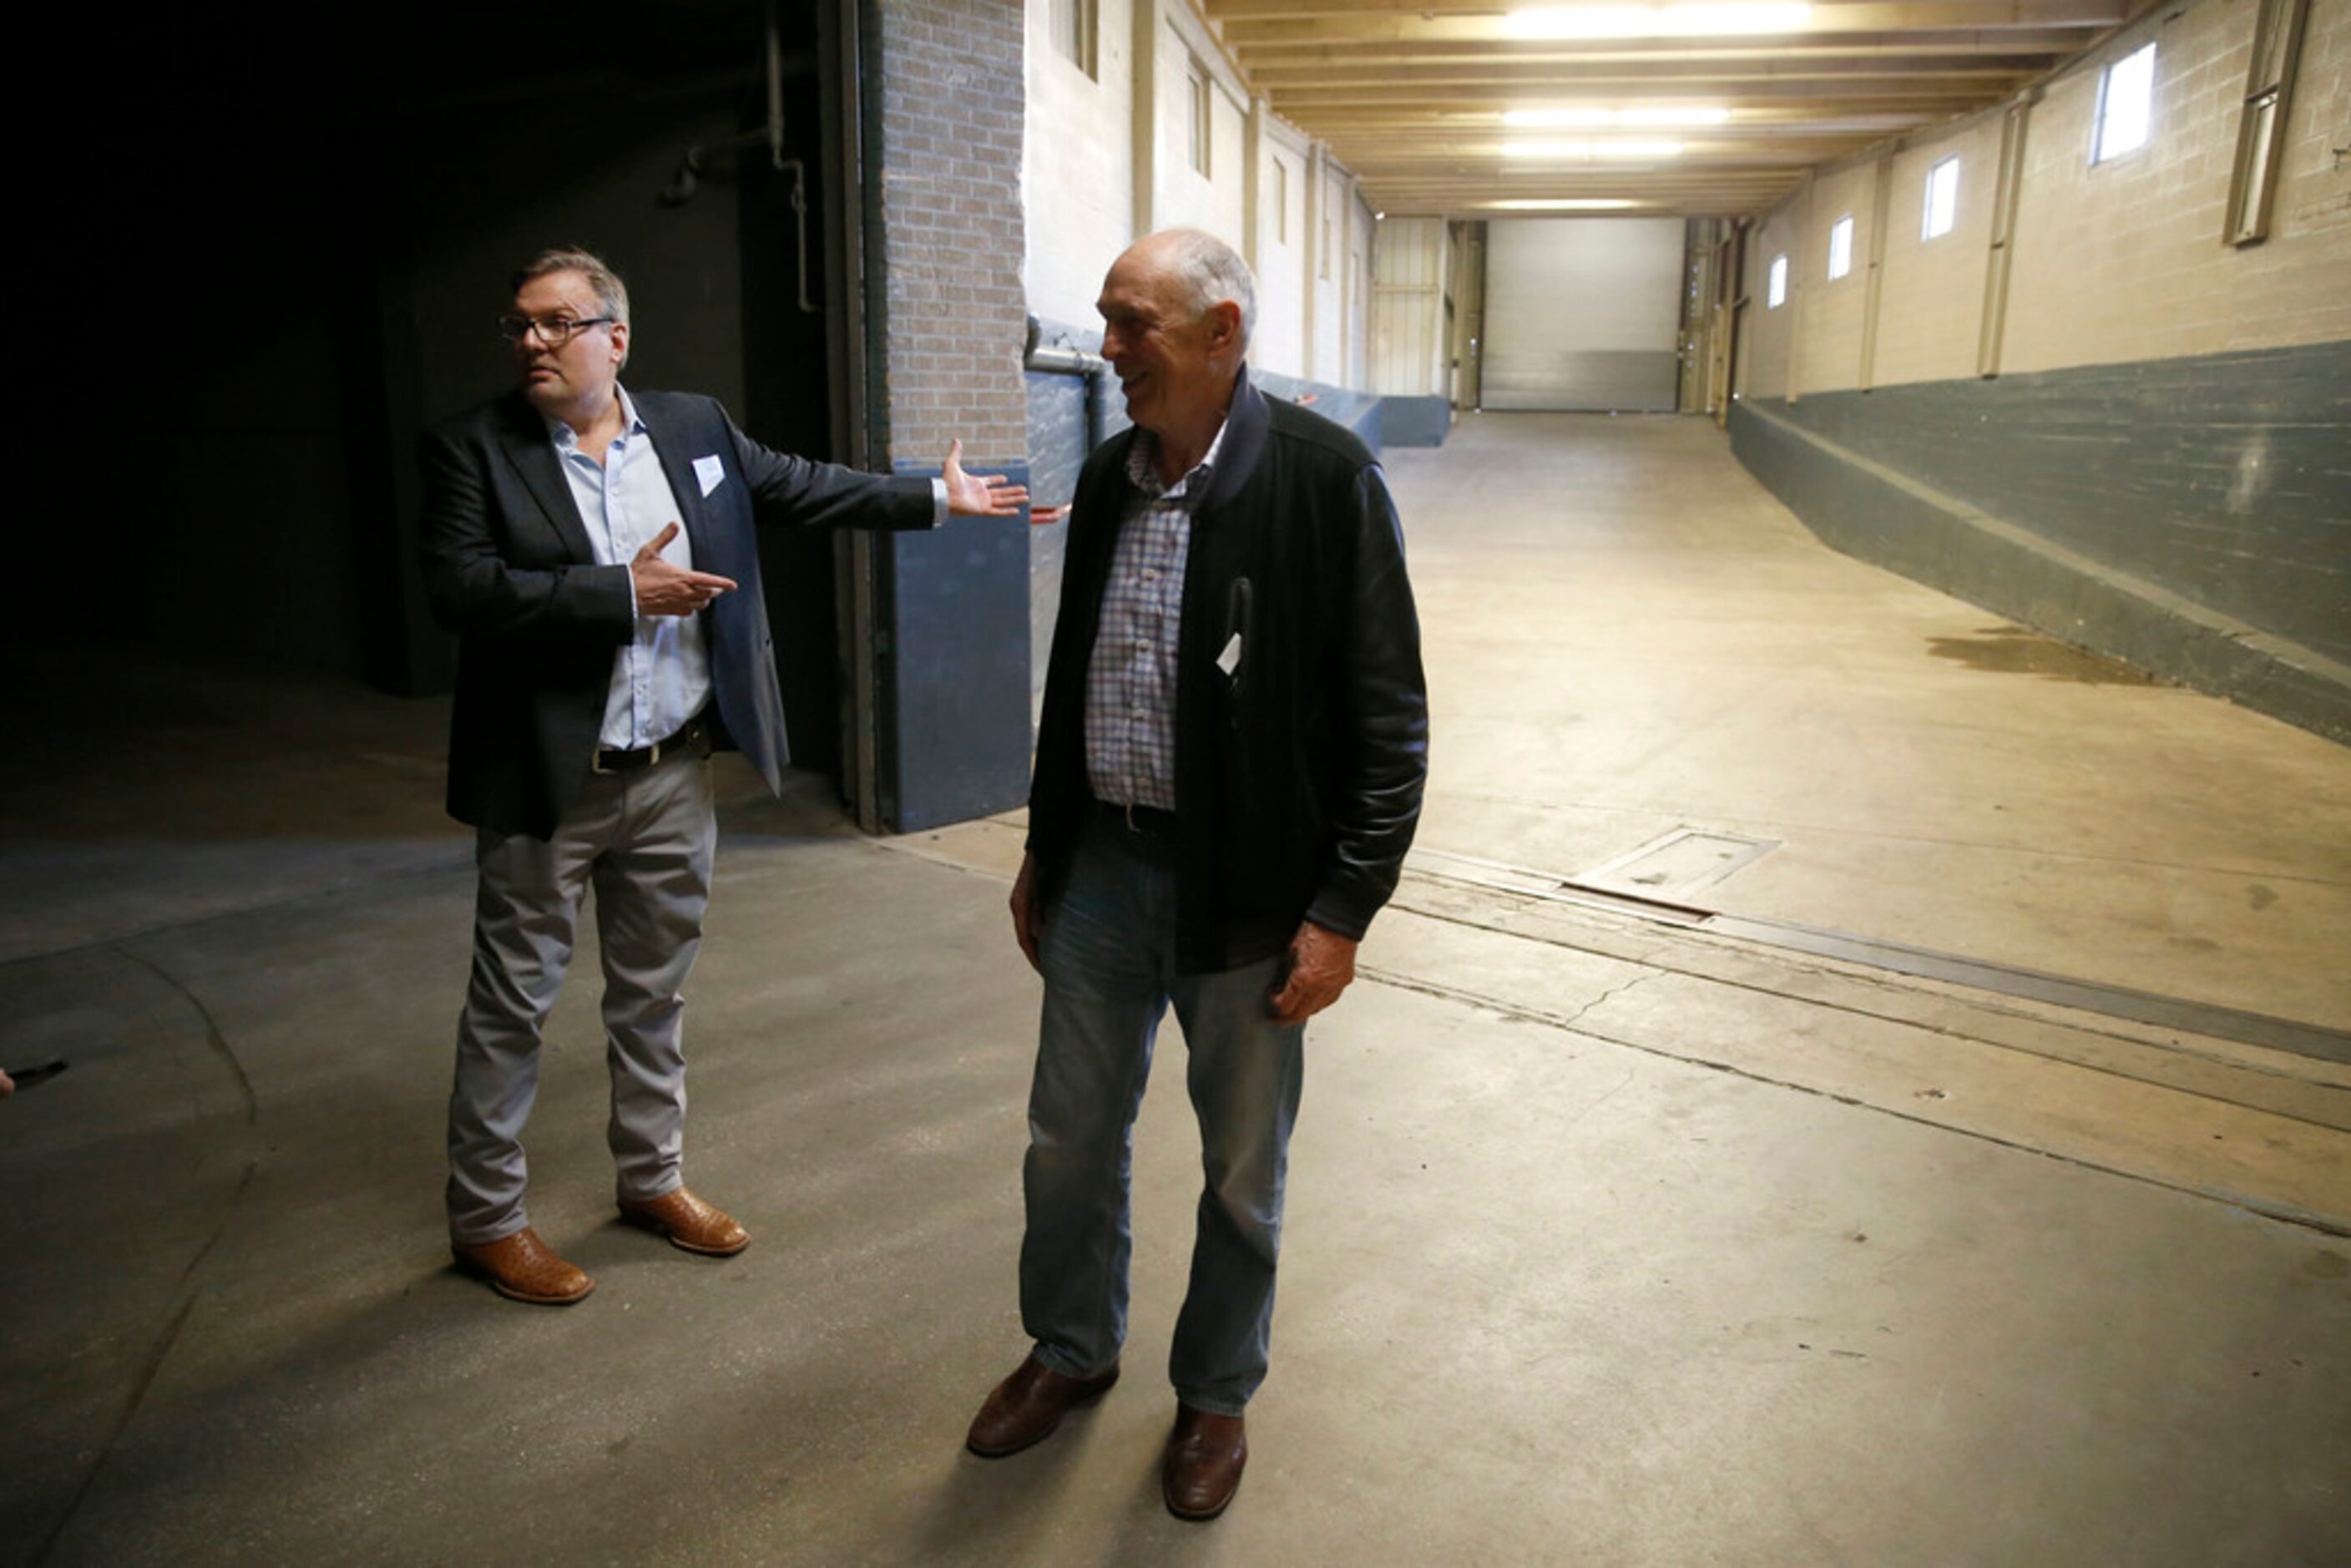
[1580, 827, 1778, 898]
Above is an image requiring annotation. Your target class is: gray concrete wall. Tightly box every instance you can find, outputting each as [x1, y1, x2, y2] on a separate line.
[1379, 396, 1451, 448]
[1730, 346, 2351, 743]
[1746, 341, 2351, 665]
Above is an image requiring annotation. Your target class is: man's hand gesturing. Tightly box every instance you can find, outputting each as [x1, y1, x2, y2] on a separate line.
[945, 438, 1069, 524]
[631, 521, 737, 615]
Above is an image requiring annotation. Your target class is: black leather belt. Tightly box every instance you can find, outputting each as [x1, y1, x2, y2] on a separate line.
[1095, 797, 1180, 839]
[592, 712, 711, 775]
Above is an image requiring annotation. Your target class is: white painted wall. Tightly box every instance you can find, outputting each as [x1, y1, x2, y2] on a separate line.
[1347, 194, 1375, 387]
[1150, 12, 1249, 243]
[1254, 125, 1311, 376]
[1371, 217, 1449, 396]
[1312, 162, 1348, 382]
[1019, 0, 1372, 387]
[1021, 0, 1135, 332]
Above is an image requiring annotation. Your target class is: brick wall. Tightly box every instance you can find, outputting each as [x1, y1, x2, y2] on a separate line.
[2004, 0, 2351, 370]
[870, 0, 1031, 467]
[1738, 0, 2351, 399]
[1872, 116, 2005, 387]
[1743, 198, 1804, 397]
[1794, 163, 1877, 395]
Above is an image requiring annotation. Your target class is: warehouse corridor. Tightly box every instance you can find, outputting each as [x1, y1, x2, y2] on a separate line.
[3, 411, 2343, 1564]
[1392, 412, 2350, 1028]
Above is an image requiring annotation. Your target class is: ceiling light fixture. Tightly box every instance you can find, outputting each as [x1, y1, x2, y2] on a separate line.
[1502, 5, 1812, 40]
[1503, 106, 1732, 128]
[1502, 139, 1686, 159]
[1483, 199, 1646, 210]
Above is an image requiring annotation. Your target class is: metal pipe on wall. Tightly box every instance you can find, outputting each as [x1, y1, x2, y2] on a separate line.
[1024, 315, 1112, 449]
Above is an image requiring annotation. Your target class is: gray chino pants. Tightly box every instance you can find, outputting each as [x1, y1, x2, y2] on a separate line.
[445, 746, 715, 1245]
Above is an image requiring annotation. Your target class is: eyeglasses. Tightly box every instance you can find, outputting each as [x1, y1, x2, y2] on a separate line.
[497, 314, 615, 346]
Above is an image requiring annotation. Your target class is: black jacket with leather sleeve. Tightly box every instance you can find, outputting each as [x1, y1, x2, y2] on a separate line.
[1028, 374, 1429, 974]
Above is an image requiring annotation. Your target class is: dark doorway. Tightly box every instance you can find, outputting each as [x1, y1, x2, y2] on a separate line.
[736, 7, 847, 780]
[41, 2, 844, 766]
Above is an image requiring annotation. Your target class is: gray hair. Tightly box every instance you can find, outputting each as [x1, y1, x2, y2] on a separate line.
[1157, 228, 1256, 352]
[513, 246, 631, 364]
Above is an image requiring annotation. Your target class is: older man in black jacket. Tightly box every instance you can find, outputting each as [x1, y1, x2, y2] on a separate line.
[967, 229, 1428, 1520]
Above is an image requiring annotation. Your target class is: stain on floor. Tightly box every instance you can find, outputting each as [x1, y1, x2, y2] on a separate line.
[1927, 626, 2157, 685]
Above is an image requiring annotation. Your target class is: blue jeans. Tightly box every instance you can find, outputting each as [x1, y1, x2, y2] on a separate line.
[1019, 813, 1306, 1416]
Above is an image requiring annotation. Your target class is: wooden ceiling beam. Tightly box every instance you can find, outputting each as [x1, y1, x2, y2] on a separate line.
[1221, 9, 2120, 47]
[1205, 0, 2111, 17]
[1226, 34, 2096, 64]
[1297, 106, 1942, 128]
[1267, 78, 2029, 108]
[1244, 55, 2054, 86]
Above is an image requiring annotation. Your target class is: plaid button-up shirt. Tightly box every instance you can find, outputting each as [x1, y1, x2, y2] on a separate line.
[1084, 420, 1228, 812]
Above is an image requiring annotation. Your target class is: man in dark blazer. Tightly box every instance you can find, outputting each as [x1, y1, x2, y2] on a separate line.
[421, 247, 1045, 1306]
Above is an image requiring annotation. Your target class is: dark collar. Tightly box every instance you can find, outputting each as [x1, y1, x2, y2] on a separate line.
[1196, 370, 1269, 512]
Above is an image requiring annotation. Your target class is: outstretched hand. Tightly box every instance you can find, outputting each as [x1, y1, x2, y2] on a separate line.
[1268, 921, 1358, 1025]
[632, 522, 737, 615]
[944, 438, 1069, 524]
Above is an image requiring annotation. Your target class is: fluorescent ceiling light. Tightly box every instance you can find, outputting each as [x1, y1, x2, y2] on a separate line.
[1503, 5, 1812, 39]
[1504, 106, 1731, 128]
[1484, 199, 1646, 210]
[1619, 105, 1733, 126]
[1503, 139, 1686, 159]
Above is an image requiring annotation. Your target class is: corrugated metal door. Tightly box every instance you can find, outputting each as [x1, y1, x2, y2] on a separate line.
[1483, 218, 1684, 412]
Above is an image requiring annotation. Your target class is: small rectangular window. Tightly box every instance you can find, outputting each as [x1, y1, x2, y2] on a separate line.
[1049, 0, 1097, 79]
[1187, 58, 1212, 177]
[1922, 155, 1960, 240]
[2093, 42, 2156, 164]
[1767, 253, 1788, 308]
[1273, 159, 1289, 244]
[1827, 215, 1853, 280]
[1321, 214, 1332, 278]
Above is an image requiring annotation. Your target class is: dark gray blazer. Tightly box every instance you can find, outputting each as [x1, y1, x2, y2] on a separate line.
[417, 389, 934, 839]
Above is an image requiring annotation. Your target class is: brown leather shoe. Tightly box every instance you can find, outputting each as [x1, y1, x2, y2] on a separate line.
[1162, 1404, 1247, 1520]
[616, 1187, 750, 1256]
[450, 1227, 594, 1305]
[965, 1355, 1120, 1457]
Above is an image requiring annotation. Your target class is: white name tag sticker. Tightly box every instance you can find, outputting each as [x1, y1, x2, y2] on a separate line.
[693, 455, 725, 498]
[1216, 633, 1242, 676]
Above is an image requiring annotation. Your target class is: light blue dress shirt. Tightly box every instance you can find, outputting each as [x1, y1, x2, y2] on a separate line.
[548, 387, 712, 751]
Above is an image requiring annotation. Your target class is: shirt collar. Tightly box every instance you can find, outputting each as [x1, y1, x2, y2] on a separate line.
[1126, 413, 1231, 502]
[544, 385, 645, 451]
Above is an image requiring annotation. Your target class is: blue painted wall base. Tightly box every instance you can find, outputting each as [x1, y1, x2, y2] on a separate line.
[881, 460, 1035, 831]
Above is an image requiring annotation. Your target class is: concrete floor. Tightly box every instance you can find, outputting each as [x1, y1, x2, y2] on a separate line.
[3, 412, 2346, 1565]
